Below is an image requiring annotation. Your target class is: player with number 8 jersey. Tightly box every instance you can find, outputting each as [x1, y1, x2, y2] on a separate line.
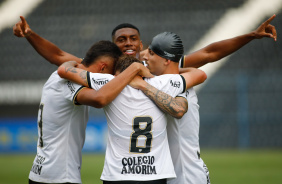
[86, 71, 186, 182]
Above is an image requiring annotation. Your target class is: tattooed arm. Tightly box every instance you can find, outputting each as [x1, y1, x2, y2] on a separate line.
[142, 83, 188, 119]
[129, 68, 206, 118]
[130, 76, 188, 119]
[58, 61, 89, 87]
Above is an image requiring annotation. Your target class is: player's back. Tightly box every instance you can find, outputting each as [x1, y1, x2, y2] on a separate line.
[29, 71, 88, 183]
[101, 85, 175, 181]
[87, 73, 187, 181]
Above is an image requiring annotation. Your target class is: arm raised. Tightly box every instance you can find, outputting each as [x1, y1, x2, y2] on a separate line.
[13, 16, 80, 66]
[182, 14, 277, 68]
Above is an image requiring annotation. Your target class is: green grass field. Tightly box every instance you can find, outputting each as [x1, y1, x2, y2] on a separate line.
[0, 149, 281, 184]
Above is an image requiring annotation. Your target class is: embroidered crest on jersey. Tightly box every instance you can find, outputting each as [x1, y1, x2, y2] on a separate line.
[91, 78, 109, 85]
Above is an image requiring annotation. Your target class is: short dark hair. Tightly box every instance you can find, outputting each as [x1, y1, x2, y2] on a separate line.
[81, 40, 122, 67]
[114, 55, 142, 74]
[111, 23, 140, 41]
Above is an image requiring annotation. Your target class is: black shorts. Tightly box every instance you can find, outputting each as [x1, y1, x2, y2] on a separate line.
[29, 179, 79, 184]
[103, 179, 166, 184]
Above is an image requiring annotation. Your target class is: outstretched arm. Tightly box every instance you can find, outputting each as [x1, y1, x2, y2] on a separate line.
[182, 14, 277, 68]
[57, 61, 154, 108]
[13, 16, 80, 66]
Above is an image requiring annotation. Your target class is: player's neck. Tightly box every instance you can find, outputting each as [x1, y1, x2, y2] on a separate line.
[162, 63, 179, 74]
[78, 63, 100, 73]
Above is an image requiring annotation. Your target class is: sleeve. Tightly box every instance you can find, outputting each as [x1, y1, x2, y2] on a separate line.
[176, 90, 188, 99]
[86, 71, 115, 90]
[178, 55, 185, 68]
[63, 80, 87, 105]
[146, 74, 186, 97]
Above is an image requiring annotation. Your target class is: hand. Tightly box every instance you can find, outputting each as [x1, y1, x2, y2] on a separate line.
[137, 63, 154, 78]
[129, 75, 146, 89]
[254, 14, 277, 41]
[13, 16, 32, 38]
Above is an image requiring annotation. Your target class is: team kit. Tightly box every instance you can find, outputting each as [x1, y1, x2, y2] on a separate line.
[13, 14, 277, 184]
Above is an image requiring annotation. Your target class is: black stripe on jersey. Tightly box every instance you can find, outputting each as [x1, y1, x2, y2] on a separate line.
[197, 151, 201, 159]
[86, 71, 92, 88]
[179, 75, 186, 93]
[176, 96, 187, 99]
[179, 55, 185, 68]
[72, 86, 86, 105]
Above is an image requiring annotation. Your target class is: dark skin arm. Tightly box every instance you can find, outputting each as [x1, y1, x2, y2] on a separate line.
[58, 61, 154, 108]
[13, 16, 80, 66]
[182, 14, 277, 68]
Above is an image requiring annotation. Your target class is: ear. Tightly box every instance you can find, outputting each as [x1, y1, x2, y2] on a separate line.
[164, 59, 172, 66]
[99, 62, 107, 73]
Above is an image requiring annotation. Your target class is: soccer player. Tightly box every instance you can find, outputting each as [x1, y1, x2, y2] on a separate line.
[134, 18, 277, 183]
[140, 32, 210, 184]
[27, 41, 154, 184]
[14, 14, 277, 184]
[56, 54, 206, 184]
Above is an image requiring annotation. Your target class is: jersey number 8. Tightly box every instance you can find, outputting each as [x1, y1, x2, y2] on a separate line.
[130, 116, 153, 153]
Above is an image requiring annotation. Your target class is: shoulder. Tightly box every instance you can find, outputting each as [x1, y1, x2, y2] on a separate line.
[88, 72, 114, 79]
[146, 74, 181, 82]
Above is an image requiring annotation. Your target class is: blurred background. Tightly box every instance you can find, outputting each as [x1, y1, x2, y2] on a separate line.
[0, 0, 282, 183]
